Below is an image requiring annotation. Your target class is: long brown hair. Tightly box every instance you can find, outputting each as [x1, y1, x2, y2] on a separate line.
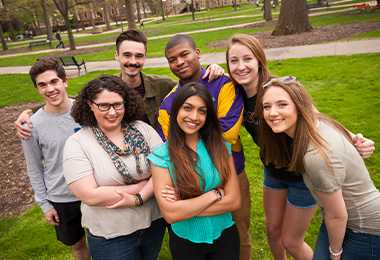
[168, 82, 231, 199]
[226, 34, 277, 109]
[254, 79, 353, 174]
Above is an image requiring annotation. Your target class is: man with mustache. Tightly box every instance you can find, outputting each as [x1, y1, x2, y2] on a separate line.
[15, 29, 223, 135]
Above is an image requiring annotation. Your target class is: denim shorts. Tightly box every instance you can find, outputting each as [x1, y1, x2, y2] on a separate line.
[263, 167, 316, 209]
[313, 219, 380, 260]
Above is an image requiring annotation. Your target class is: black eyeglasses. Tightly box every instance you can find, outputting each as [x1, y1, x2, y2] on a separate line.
[262, 76, 297, 88]
[92, 101, 125, 112]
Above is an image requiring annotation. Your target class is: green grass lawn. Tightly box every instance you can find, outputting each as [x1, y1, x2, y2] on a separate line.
[1, 0, 379, 64]
[1, 53, 379, 260]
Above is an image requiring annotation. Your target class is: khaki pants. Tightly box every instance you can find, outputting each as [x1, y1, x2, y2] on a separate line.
[231, 170, 252, 260]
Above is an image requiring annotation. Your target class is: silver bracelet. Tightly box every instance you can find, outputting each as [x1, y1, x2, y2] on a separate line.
[329, 246, 343, 256]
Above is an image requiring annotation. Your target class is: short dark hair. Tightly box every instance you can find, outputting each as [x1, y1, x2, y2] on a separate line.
[29, 58, 66, 88]
[71, 74, 145, 126]
[165, 34, 197, 55]
[116, 29, 147, 53]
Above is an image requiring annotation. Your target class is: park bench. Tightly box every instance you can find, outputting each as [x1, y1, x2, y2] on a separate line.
[57, 56, 87, 77]
[307, 2, 330, 12]
[28, 40, 52, 51]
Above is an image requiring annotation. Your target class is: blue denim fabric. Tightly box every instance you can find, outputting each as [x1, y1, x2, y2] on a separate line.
[313, 219, 380, 260]
[263, 167, 317, 209]
[87, 218, 167, 260]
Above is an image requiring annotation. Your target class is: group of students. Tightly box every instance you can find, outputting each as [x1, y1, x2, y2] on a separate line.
[16, 28, 379, 260]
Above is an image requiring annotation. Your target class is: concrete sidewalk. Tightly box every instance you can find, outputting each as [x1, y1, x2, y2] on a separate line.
[1, 38, 379, 78]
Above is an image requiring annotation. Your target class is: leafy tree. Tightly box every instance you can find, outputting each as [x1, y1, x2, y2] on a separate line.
[272, 0, 312, 35]
[1, 0, 17, 41]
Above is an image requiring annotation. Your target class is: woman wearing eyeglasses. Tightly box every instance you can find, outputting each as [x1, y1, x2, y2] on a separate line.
[254, 76, 380, 260]
[62, 75, 166, 260]
[226, 34, 375, 260]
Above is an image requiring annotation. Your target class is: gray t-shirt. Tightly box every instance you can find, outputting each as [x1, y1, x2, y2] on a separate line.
[303, 121, 380, 236]
[63, 120, 163, 239]
[21, 99, 79, 213]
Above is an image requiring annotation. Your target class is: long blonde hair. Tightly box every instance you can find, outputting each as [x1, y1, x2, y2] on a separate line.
[254, 80, 353, 174]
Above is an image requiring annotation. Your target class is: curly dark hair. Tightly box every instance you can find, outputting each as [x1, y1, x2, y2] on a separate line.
[71, 74, 145, 126]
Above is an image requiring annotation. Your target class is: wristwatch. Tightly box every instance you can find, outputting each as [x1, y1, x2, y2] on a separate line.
[133, 193, 143, 207]
[214, 189, 222, 201]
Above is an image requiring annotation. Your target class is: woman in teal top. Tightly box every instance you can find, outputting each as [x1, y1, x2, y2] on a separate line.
[148, 82, 241, 260]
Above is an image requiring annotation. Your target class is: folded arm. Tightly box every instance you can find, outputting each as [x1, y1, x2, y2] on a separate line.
[68, 174, 148, 207]
[151, 163, 221, 224]
[196, 155, 241, 216]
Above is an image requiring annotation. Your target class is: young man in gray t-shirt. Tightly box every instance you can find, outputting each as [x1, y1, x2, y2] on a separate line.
[21, 58, 90, 260]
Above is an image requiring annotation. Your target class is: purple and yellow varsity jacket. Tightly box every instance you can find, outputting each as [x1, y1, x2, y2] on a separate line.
[157, 67, 245, 174]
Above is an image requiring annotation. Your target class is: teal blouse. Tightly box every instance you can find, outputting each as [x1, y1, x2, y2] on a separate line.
[147, 138, 234, 244]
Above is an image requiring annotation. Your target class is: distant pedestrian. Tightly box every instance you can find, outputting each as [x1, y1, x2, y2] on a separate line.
[140, 21, 144, 29]
[55, 30, 65, 49]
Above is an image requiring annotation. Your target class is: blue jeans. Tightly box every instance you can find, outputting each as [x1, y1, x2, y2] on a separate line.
[87, 218, 167, 260]
[313, 219, 380, 260]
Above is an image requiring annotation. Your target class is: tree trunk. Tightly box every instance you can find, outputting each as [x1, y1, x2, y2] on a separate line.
[64, 17, 76, 50]
[103, 1, 112, 29]
[89, 3, 96, 28]
[124, 0, 136, 29]
[191, 0, 195, 20]
[233, 0, 237, 10]
[141, 2, 146, 18]
[273, 0, 279, 7]
[73, 10, 79, 33]
[53, 0, 76, 50]
[78, 11, 85, 30]
[32, 21, 40, 36]
[0, 24, 8, 51]
[7, 20, 16, 41]
[135, 0, 141, 22]
[272, 0, 312, 35]
[41, 0, 55, 41]
[264, 0, 272, 21]
[161, 0, 165, 21]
